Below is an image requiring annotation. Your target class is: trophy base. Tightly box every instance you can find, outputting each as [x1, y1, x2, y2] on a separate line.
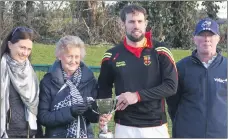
[98, 132, 114, 138]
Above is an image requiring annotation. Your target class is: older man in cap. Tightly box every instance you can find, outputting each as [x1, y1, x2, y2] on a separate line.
[166, 17, 227, 138]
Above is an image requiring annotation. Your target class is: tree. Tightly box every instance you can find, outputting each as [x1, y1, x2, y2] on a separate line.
[12, 1, 26, 26]
[26, 1, 35, 26]
[0, 1, 5, 40]
[114, 1, 197, 49]
[70, 1, 98, 27]
[167, 1, 197, 48]
[202, 1, 220, 20]
[114, 1, 130, 15]
[0, 1, 5, 31]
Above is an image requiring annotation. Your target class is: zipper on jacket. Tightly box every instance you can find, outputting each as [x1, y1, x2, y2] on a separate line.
[205, 70, 208, 137]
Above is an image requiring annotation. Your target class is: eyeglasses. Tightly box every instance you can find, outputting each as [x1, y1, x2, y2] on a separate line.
[11, 27, 33, 37]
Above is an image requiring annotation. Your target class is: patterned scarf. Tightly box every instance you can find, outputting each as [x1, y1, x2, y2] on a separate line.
[1, 53, 39, 137]
[53, 66, 88, 138]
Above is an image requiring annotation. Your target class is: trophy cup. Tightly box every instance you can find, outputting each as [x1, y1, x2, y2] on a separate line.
[87, 97, 117, 138]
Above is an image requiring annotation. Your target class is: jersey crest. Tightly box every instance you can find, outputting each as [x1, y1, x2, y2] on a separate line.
[143, 55, 151, 66]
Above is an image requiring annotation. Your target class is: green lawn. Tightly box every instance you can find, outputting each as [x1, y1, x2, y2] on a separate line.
[32, 43, 227, 65]
[32, 43, 226, 137]
[31, 43, 111, 65]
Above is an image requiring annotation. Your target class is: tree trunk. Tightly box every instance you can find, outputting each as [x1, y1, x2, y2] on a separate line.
[26, 1, 34, 26]
[12, 1, 26, 26]
[87, 1, 98, 28]
[0, 1, 5, 40]
[170, 1, 182, 48]
[0, 1, 5, 31]
[38, 1, 47, 18]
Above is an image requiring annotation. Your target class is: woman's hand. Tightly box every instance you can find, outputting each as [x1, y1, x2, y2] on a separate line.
[70, 103, 88, 117]
[99, 114, 112, 130]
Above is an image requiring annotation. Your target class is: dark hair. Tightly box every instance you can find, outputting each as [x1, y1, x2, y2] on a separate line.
[120, 4, 147, 22]
[0, 26, 34, 58]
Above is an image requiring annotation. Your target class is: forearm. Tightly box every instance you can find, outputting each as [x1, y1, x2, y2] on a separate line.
[138, 80, 177, 101]
[38, 107, 75, 127]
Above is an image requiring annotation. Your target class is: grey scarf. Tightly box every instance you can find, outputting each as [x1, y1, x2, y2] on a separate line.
[1, 53, 39, 138]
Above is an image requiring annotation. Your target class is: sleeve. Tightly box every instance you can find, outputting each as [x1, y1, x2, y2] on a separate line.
[84, 78, 99, 123]
[166, 62, 184, 122]
[97, 51, 114, 99]
[37, 79, 75, 128]
[137, 46, 178, 101]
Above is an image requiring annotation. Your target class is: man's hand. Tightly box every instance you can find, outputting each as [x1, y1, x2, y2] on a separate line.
[116, 92, 138, 111]
[99, 114, 112, 130]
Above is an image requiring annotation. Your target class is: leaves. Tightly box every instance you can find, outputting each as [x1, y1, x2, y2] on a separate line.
[0, 1, 224, 49]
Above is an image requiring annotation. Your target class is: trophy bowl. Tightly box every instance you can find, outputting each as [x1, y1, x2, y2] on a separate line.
[92, 98, 117, 138]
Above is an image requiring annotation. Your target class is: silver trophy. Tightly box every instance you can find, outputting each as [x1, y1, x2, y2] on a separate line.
[88, 98, 117, 138]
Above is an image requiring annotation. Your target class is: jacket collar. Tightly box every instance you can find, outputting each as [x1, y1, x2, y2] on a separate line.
[191, 48, 222, 65]
[192, 48, 222, 58]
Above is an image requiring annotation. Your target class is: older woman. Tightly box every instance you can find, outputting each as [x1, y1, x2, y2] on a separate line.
[38, 35, 102, 138]
[1, 27, 39, 138]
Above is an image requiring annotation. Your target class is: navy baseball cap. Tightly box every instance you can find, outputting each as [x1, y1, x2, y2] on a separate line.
[194, 18, 220, 36]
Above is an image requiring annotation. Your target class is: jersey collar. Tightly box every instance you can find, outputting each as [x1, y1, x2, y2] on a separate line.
[124, 31, 153, 58]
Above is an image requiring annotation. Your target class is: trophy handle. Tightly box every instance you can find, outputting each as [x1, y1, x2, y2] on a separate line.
[109, 98, 118, 114]
[91, 109, 100, 115]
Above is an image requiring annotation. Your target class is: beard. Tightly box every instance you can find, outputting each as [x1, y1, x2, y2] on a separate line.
[126, 32, 145, 42]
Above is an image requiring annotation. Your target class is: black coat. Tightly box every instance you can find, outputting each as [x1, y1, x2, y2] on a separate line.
[38, 61, 99, 138]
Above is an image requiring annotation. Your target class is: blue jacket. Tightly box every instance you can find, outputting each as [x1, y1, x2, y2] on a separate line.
[167, 50, 227, 138]
[38, 61, 99, 138]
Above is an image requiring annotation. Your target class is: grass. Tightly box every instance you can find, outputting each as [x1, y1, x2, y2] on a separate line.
[31, 44, 111, 65]
[32, 43, 227, 137]
[31, 43, 227, 65]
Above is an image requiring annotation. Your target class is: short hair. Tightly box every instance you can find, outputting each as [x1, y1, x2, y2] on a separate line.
[55, 35, 86, 60]
[120, 4, 147, 22]
[1, 26, 34, 58]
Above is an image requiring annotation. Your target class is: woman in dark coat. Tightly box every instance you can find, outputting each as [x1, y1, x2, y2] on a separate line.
[38, 35, 101, 138]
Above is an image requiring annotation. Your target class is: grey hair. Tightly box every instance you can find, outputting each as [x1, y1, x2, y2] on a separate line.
[55, 35, 86, 60]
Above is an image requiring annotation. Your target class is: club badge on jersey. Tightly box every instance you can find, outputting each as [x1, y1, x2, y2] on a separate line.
[143, 55, 151, 66]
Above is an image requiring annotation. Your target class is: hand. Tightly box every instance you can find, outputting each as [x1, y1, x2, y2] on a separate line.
[116, 92, 138, 111]
[99, 114, 112, 130]
[70, 103, 88, 117]
[85, 97, 95, 108]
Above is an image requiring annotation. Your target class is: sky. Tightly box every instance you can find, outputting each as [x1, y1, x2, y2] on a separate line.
[215, 2, 227, 19]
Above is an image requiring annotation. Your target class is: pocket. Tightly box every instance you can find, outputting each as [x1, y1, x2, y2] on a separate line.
[216, 82, 227, 98]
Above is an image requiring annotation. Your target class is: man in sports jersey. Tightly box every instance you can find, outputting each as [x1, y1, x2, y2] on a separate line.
[97, 4, 178, 138]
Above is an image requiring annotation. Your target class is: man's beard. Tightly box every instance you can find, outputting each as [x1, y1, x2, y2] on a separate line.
[126, 33, 145, 42]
